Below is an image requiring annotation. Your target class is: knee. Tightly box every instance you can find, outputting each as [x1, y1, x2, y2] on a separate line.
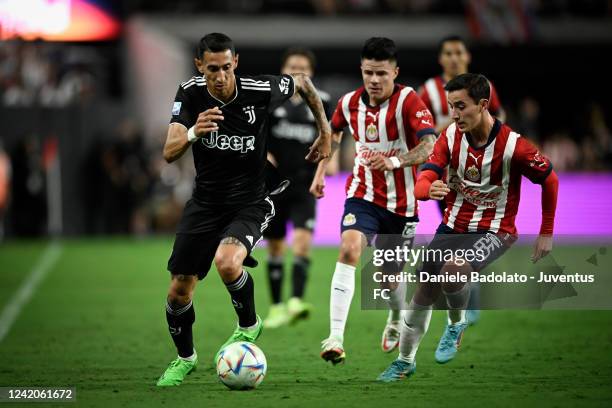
[440, 260, 470, 293]
[339, 239, 362, 265]
[168, 275, 196, 305]
[292, 229, 312, 257]
[413, 283, 439, 306]
[268, 240, 284, 258]
[292, 240, 310, 258]
[214, 252, 243, 282]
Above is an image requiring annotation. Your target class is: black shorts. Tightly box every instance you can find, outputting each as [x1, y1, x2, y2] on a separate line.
[421, 223, 515, 274]
[264, 183, 316, 240]
[167, 197, 275, 280]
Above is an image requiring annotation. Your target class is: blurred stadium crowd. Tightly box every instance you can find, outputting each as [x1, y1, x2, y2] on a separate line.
[129, 0, 612, 16]
[0, 0, 610, 238]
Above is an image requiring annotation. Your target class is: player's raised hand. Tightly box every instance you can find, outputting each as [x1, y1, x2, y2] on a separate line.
[195, 107, 224, 136]
[309, 174, 326, 198]
[531, 234, 553, 263]
[306, 133, 332, 163]
[366, 154, 394, 171]
[429, 180, 450, 200]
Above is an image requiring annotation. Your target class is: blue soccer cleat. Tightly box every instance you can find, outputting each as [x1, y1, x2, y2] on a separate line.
[435, 322, 468, 364]
[377, 359, 416, 383]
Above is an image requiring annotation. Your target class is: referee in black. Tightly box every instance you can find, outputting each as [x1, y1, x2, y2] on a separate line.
[263, 48, 334, 329]
[156, 33, 331, 387]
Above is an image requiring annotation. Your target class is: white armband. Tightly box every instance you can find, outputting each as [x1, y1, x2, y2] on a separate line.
[389, 156, 401, 169]
[187, 126, 198, 143]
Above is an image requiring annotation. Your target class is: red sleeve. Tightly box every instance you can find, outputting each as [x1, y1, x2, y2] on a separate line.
[540, 170, 558, 235]
[418, 85, 433, 115]
[488, 81, 502, 116]
[420, 131, 450, 177]
[330, 96, 348, 132]
[513, 137, 553, 184]
[402, 91, 436, 141]
[414, 169, 439, 200]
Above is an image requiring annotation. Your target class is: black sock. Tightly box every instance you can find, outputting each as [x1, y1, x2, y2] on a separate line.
[225, 270, 256, 328]
[165, 300, 195, 358]
[267, 256, 284, 304]
[292, 256, 310, 299]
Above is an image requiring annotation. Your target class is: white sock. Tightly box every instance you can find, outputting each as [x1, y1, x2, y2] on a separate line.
[241, 320, 259, 330]
[329, 262, 356, 340]
[444, 284, 470, 325]
[385, 281, 406, 322]
[179, 349, 197, 362]
[398, 300, 432, 364]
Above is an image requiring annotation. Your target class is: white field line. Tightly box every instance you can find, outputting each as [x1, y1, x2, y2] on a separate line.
[0, 242, 63, 343]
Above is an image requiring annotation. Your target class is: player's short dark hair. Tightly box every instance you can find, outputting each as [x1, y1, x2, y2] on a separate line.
[281, 47, 316, 71]
[361, 37, 397, 63]
[445, 73, 490, 104]
[438, 35, 469, 54]
[195, 33, 235, 59]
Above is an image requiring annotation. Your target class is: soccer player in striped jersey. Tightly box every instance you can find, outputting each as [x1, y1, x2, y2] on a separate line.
[311, 37, 437, 364]
[378, 73, 558, 382]
[420, 35, 506, 324]
[419, 35, 505, 135]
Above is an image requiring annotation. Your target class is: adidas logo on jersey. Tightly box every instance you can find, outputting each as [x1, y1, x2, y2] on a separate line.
[200, 131, 255, 153]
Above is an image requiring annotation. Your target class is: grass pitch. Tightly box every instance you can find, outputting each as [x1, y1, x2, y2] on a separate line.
[0, 238, 611, 407]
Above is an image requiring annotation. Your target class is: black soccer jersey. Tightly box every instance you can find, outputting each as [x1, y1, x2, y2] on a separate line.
[268, 89, 331, 186]
[170, 74, 295, 207]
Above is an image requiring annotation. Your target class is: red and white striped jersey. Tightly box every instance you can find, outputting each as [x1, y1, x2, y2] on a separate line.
[422, 120, 553, 235]
[330, 85, 436, 217]
[419, 76, 502, 126]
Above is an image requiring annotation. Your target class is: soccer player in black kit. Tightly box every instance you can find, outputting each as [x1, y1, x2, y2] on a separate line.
[157, 33, 331, 386]
[263, 48, 333, 329]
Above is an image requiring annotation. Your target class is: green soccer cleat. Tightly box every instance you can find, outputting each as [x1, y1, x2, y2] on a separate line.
[215, 315, 263, 363]
[377, 359, 416, 383]
[287, 297, 313, 324]
[156, 353, 198, 387]
[264, 303, 290, 329]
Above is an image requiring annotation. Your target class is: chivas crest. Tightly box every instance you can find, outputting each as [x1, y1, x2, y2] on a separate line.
[366, 123, 378, 141]
[465, 164, 480, 182]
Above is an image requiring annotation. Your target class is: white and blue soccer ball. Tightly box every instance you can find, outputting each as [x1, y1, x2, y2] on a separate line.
[216, 341, 267, 390]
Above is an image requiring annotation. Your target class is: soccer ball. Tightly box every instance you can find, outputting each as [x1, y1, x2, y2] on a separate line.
[216, 341, 267, 390]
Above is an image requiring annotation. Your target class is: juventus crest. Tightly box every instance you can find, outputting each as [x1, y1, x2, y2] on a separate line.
[243, 105, 256, 124]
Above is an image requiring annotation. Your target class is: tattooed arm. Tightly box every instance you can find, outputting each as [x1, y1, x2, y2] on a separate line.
[309, 130, 342, 198]
[398, 134, 436, 167]
[291, 73, 332, 163]
[367, 134, 436, 171]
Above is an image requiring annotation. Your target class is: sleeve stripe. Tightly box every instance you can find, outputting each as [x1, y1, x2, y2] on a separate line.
[240, 83, 270, 88]
[181, 76, 206, 88]
[421, 163, 444, 177]
[242, 86, 271, 91]
[240, 79, 270, 84]
[533, 163, 554, 184]
[183, 82, 206, 90]
[416, 128, 436, 139]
